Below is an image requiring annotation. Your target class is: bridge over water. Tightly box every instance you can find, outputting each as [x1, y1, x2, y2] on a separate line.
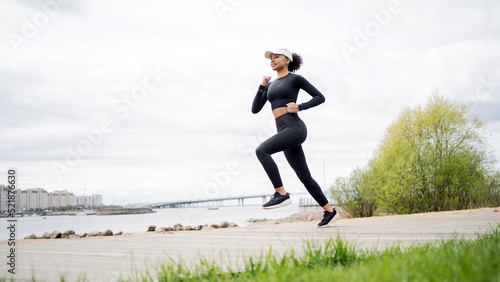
[150, 194, 310, 208]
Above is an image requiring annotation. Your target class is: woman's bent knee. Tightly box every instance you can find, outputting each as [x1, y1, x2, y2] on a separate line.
[255, 145, 268, 159]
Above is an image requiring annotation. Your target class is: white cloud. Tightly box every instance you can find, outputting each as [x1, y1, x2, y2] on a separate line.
[1, 0, 499, 205]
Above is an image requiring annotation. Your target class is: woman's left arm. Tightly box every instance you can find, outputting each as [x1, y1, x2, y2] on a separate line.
[295, 75, 325, 111]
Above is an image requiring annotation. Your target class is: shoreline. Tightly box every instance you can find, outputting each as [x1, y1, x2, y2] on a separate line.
[8, 206, 499, 242]
[8, 207, 155, 217]
[1, 205, 298, 240]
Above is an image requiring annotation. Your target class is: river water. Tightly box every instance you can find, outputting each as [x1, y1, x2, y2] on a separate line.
[1, 201, 301, 239]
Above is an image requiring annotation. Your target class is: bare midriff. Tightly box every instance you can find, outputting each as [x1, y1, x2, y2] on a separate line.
[272, 107, 288, 119]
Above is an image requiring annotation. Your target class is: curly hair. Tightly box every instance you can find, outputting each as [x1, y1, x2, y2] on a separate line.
[288, 53, 303, 72]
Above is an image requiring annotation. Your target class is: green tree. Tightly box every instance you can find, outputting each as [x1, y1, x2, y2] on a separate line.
[332, 94, 500, 215]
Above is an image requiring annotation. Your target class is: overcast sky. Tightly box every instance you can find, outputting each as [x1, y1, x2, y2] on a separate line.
[1, 0, 499, 205]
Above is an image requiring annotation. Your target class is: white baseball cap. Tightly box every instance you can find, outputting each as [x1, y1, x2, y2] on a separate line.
[264, 48, 293, 62]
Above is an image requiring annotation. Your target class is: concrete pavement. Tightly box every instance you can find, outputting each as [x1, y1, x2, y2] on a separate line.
[2, 207, 499, 281]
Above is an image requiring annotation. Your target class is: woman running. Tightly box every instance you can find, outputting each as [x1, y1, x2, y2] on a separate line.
[252, 48, 340, 227]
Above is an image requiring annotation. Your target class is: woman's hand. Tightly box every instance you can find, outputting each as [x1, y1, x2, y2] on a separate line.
[286, 102, 299, 113]
[261, 76, 271, 87]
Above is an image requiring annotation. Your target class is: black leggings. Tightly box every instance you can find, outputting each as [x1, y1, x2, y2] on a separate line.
[255, 113, 329, 207]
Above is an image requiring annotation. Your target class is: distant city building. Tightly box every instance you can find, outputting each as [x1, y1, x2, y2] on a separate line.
[0, 185, 9, 212]
[60, 190, 68, 207]
[0, 186, 103, 212]
[18, 190, 28, 211]
[77, 194, 102, 208]
[92, 194, 102, 207]
[49, 191, 59, 208]
[26, 188, 49, 210]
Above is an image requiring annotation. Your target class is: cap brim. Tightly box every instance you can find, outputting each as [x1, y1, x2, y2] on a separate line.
[264, 49, 293, 62]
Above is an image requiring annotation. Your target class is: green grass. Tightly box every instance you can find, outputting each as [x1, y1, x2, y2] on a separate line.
[118, 227, 500, 282]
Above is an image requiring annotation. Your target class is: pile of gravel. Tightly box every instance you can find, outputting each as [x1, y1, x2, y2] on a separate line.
[284, 211, 324, 222]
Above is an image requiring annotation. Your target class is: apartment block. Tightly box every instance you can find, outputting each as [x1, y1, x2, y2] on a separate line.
[77, 194, 103, 208]
[0, 186, 103, 212]
[0, 185, 10, 212]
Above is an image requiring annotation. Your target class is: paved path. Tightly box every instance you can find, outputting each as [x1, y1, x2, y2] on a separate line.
[2, 208, 499, 281]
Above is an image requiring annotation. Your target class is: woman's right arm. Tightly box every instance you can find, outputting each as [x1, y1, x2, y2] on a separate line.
[251, 76, 271, 114]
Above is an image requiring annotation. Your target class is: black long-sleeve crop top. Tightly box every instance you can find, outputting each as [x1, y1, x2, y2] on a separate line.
[251, 73, 325, 114]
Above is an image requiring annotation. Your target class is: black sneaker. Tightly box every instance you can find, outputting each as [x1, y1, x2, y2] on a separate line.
[262, 192, 292, 209]
[317, 209, 340, 228]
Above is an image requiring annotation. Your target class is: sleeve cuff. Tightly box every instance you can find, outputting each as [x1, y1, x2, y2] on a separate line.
[298, 104, 304, 111]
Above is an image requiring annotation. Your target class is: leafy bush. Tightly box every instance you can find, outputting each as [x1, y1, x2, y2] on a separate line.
[330, 167, 377, 217]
